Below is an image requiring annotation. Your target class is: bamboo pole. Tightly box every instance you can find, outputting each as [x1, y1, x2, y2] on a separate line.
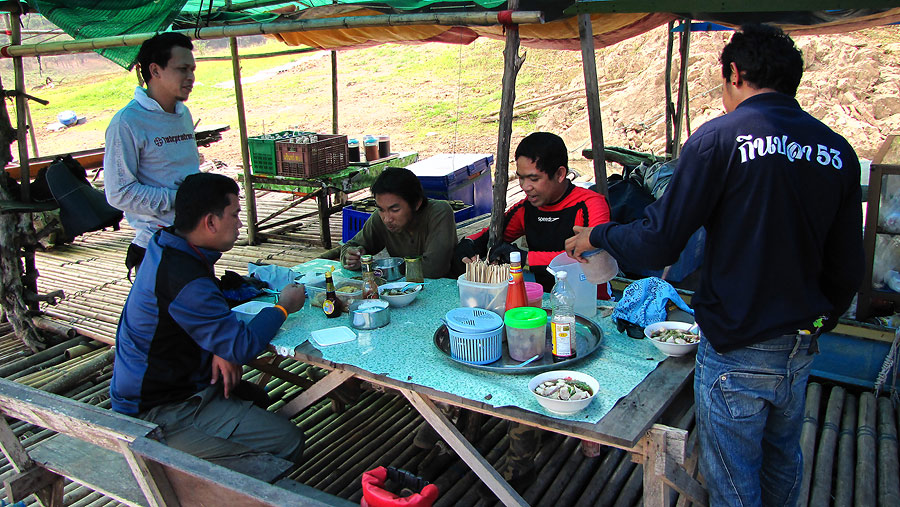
[810, 386, 844, 505]
[877, 396, 900, 506]
[672, 19, 691, 158]
[578, 12, 607, 195]
[39, 347, 114, 394]
[0, 336, 84, 378]
[196, 46, 316, 61]
[0, 12, 545, 58]
[230, 37, 258, 245]
[664, 21, 675, 158]
[797, 382, 821, 507]
[331, 49, 338, 135]
[855, 392, 876, 507]
[488, 0, 524, 251]
[834, 393, 856, 507]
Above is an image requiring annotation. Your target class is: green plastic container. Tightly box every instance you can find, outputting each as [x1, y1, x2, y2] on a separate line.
[504, 306, 548, 361]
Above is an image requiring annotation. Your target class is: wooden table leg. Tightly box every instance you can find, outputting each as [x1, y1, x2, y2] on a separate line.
[402, 390, 527, 507]
[639, 424, 707, 507]
[277, 369, 355, 417]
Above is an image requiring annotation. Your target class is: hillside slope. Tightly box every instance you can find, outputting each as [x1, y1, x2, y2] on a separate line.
[19, 24, 900, 178]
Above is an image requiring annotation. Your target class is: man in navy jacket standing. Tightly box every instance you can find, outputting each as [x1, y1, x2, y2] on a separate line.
[111, 173, 307, 464]
[567, 24, 863, 506]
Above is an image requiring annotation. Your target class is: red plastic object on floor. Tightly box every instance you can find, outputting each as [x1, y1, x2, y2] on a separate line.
[361, 466, 439, 507]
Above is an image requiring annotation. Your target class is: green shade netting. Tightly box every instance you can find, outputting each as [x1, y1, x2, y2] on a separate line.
[25, 1, 508, 69]
[26, 0, 191, 68]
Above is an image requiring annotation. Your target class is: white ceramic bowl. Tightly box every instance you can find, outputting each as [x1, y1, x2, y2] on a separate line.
[231, 301, 274, 323]
[643, 321, 700, 357]
[378, 282, 422, 307]
[528, 370, 600, 415]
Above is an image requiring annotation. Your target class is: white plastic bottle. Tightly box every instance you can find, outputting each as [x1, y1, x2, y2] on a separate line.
[551, 271, 577, 362]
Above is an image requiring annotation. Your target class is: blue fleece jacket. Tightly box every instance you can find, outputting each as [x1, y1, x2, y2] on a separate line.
[110, 228, 285, 415]
[590, 93, 864, 352]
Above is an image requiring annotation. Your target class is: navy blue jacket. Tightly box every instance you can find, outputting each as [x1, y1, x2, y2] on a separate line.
[590, 93, 864, 352]
[111, 228, 285, 415]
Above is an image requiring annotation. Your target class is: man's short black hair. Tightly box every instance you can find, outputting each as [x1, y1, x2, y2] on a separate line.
[514, 132, 568, 177]
[371, 167, 428, 211]
[137, 32, 193, 84]
[174, 173, 239, 232]
[721, 23, 803, 97]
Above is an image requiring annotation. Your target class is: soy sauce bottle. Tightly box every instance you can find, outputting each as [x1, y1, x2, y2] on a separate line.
[322, 271, 343, 318]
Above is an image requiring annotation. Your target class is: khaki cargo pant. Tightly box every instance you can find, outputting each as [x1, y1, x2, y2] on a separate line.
[139, 383, 305, 465]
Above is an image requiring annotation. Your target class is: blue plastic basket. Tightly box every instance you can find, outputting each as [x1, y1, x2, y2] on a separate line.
[341, 202, 475, 242]
[445, 308, 503, 365]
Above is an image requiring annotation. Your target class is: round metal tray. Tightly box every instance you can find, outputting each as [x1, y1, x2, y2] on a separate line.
[433, 313, 603, 373]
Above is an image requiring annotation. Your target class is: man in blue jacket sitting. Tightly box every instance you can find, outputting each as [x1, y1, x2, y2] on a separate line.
[110, 172, 307, 464]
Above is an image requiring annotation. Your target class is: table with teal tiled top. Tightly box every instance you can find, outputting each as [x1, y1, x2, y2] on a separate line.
[272, 259, 693, 436]
[269, 260, 696, 505]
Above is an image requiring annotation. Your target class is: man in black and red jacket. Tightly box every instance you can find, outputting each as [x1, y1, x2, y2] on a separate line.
[455, 132, 610, 292]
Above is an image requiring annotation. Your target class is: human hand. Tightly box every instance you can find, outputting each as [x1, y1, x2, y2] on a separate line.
[342, 247, 364, 270]
[488, 242, 521, 265]
[211, 355, 242, 399]
[279, 283, 306, 313]
[565, 226, 595, 263]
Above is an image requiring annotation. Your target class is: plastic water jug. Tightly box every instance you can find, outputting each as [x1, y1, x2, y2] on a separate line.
[547, 252, 597, 318]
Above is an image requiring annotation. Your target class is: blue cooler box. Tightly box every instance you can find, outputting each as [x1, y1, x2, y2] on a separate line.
[406, 154, 494, 217]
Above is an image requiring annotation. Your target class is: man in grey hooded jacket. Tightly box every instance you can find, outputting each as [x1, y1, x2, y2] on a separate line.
[104, 32, 200, 277]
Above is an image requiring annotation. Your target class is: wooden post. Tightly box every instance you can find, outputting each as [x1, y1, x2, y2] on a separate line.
[230, 37, 258, 244]
[664, 21, 675, 158]
[578, 13, 607, 196]
[672, 20, 691, 159]
[488, 0, 524, 250]
[331, 50, 338, 134]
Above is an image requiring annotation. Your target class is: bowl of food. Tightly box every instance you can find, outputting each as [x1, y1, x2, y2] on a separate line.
[643, 321, 700, 357]
[377, 282, 422, 307]
[528, 370, 599, 415]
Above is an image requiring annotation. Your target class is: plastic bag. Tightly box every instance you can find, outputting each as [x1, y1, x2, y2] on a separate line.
[871, 234, 900, 289]
[879, 174, 900, 233]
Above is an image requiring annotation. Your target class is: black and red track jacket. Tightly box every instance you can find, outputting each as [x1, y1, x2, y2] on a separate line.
[467, 182, 610, 290]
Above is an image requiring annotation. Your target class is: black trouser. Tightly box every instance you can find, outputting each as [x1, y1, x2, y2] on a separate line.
[125, 243, 146, 281]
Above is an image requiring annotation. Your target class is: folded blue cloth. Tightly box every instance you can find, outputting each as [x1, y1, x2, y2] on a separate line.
[248, 263, 297, 291]
[612, 277, 693, 327]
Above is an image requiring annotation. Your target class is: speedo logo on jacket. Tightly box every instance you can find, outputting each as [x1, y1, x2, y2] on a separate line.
[153, 133, 195, 147]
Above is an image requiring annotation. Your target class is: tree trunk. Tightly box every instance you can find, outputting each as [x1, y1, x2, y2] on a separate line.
[0, 73, 48, 352]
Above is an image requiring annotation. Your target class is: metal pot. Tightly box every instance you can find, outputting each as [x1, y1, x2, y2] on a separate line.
[349, 300, 391, 329]
[373, 257, 404, 281]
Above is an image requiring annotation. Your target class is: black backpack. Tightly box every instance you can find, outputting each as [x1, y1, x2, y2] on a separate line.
[44, 155, 122, 241]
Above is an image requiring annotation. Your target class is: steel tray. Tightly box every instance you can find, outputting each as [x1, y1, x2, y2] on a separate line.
[433, 313, 603, 373]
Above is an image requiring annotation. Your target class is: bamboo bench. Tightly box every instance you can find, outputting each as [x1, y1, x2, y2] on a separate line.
[0, 378, 352, 506]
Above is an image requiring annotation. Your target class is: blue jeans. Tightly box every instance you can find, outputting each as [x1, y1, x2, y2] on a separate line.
[694, 334, 816, 507]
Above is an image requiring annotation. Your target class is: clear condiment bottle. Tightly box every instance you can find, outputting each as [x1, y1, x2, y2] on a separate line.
[360, 255, 380, 299]
[322, 271, 343, 318]
[505, 251, 527, 312]
[550, 271, 577, 362]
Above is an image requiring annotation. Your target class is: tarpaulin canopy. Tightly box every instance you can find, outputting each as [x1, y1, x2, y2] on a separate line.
[19, 1, 900, 69]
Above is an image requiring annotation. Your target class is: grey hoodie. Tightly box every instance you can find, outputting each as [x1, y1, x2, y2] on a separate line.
[104, 87, 200, 248]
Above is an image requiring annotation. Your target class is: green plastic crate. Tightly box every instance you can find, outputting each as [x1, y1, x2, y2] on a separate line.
[248, 130, 314, 175]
